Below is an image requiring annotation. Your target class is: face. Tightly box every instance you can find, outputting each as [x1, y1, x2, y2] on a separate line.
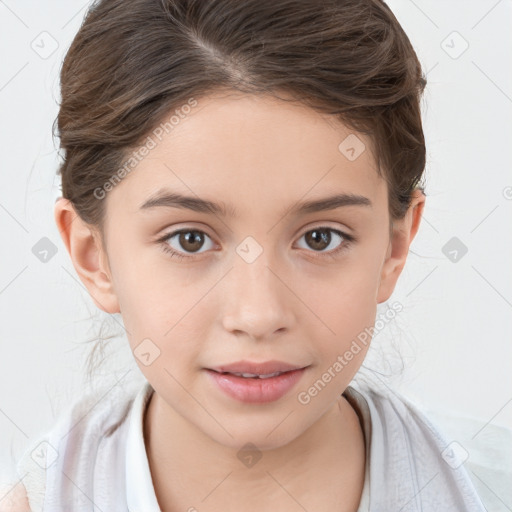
[58, 91, 421, 451]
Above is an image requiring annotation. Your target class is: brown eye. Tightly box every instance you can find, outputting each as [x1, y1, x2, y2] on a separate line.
[295, 227, 355, 260]
[161, 229, 214, 256]
[177, 230, 205, 253]
[298, 228, 344, 252]
[304, 228, 333, 251]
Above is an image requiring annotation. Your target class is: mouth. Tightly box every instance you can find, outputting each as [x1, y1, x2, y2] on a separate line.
[204, 365, 310, 403]
[207, 360, 308, 376]
[210, 370, 293, 379]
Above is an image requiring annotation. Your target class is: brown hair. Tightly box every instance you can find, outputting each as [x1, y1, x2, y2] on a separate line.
[55, 0, 427, 382]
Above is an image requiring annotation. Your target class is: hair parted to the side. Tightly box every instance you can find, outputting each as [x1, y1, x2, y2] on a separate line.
[54, 0, 428, 384]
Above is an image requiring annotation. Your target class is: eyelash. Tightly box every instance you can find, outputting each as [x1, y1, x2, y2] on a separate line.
[157, 226, 356, 262]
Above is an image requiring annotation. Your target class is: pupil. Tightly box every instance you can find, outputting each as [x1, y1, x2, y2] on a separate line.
[306, 229, 330, 251]
[180, 231, 204, 253]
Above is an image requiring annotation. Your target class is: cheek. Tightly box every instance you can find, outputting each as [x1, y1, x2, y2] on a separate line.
[308, 284, 375, 396]
[307, 263, 379, 328]
[302, 263, 379, 368]
[108, 236, 176, 314]
[110, 264, 208, 372]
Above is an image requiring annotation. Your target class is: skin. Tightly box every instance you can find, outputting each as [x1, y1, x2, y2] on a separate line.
[54, 91, 425, 512]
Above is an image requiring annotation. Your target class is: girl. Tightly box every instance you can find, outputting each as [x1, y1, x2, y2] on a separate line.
[4, 0, 491, 510]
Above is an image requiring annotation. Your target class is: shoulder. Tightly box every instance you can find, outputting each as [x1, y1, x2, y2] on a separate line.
[10, 378, 146, 510]
[46, 378, 140, 446]
[0, 482, 31, 512]
[426, 407, 512, 510]
[345, 378, 504, 511]
[346, 378, 450, 437]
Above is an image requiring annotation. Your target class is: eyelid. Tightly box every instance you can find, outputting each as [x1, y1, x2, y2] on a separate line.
[296, 221, 354, 238]
[155, 222, 217, 242]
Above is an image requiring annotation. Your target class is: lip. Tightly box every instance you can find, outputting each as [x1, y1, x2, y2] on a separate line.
[208, 360, 307, 375]
[204, 366, 309, 404]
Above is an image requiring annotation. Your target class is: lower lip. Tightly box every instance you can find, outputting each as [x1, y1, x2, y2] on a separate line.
[205, 367, 307, 403]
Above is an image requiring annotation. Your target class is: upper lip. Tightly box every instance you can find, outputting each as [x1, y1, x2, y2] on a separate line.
[208, 360, 308, 375]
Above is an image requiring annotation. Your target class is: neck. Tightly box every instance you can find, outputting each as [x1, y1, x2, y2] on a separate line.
[144, 390, 366, 512]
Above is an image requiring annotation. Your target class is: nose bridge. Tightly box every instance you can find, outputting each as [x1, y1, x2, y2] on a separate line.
[221, 242, 293, 338]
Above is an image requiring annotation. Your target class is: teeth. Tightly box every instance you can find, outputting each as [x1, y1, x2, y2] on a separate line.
[259, 372, 283, 379]
[228, 371, 283, 379]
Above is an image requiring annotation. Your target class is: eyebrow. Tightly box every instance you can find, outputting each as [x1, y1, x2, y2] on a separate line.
[139, 190, 372, 217]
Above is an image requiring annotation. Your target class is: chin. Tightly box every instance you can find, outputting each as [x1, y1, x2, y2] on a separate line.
[199, 415, 307, 453]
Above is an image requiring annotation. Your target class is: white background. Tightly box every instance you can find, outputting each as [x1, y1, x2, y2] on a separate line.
[1, 0, 511, 507]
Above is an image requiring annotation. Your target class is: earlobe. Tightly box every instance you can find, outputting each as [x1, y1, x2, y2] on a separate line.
[376, 190, 426, 304]
[54, 198, 120, 314]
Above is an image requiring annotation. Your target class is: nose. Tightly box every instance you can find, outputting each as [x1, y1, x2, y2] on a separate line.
[220, 255, 295, 341]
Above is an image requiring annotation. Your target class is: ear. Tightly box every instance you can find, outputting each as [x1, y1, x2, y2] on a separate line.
[376, 189, 426, 304]
[54, 197, 120, 314]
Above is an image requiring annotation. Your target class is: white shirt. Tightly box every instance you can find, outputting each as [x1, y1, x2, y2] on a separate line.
[14, 377, 497, 511]
[124, 380, 162, 512]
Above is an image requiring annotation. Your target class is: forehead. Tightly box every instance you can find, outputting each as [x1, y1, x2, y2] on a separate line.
[106, 92, 386, 218]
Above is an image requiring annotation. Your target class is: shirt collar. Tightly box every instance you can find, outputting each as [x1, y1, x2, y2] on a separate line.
[125, 380, 162, 512]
